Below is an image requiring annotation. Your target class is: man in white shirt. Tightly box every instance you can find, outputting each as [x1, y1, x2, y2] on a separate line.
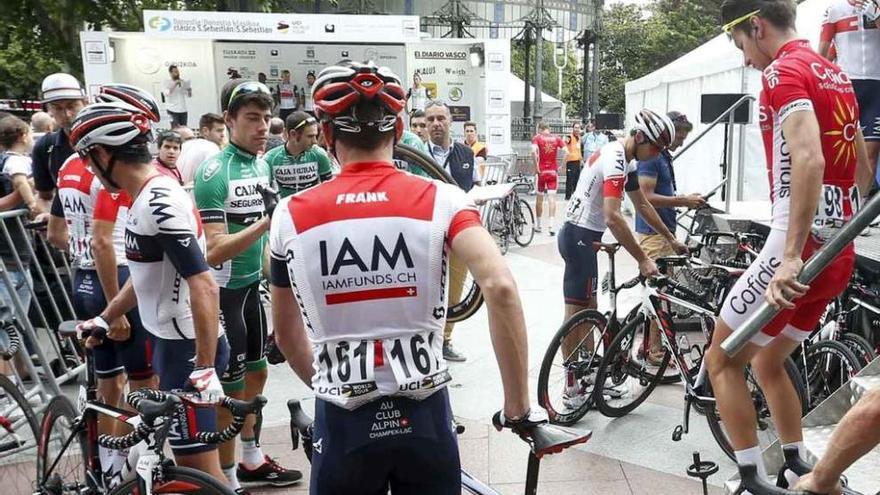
[163, 65, 192, 127]
[177, 113, 226, 185]
[275, 69, 299, 122]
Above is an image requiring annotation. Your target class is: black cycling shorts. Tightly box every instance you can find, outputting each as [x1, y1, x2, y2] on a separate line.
[219, 282, 267, 389]
[311, 389, 460, 495]
[557, 222, 604, 305]
[72, 267, 155, 380]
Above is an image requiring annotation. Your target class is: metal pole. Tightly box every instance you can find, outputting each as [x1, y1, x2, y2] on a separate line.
[724, 113, 735, 214]
[581, 31, 591, 121]
[590, 37, 600, 118]
[523, 27, 532, 121]
[722, 192, 880, 357]
[535, 26, 544, 118]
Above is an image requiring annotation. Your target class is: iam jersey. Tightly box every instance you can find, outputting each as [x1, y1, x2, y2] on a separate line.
[126, 175, 211, 340]
[821, 0, 880, 80]
[269, 161, 482, 410]
[758, 39, 860, 239]
[565, 140, 638, 232]
[55, 156, 130, 269]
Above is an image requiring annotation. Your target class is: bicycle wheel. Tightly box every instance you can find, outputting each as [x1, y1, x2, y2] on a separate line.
[512, 199, 535, 247]
[537, 310, 609, 426]
[839, 333, 876, 367]
[0, 374, 40, 494]
[803, 340, 861, 411]
[485, 205, 509, 255]
[594, 313, 670, 418]
[36, 395, 88, 494]
[110, 465, 236, 494]
[703, 357, 807, 461]
[394, 143, 483, 323]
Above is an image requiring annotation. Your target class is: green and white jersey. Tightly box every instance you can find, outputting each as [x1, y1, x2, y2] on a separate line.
[395, 130, 431, 178]
[263, 144, 332, 198]
[194, 143, 270, 289]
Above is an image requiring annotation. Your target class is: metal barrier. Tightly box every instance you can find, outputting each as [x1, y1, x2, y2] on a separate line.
[0, 209, 84, 405]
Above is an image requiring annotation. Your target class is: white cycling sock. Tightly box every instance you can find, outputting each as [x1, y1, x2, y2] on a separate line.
[240, 437, 265, 468]
[111, 448, 129, 475]
[735, 446, 768, 481]
[98, 445, 114, 474]
[223, 465, 241, 491]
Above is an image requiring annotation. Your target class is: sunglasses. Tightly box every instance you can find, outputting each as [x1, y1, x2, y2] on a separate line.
[722, 9, 760, 36]
[293, 116, 317, 130]
[228, 81, 272, 107]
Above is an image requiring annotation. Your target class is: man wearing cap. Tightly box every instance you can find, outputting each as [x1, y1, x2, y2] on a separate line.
[32, 73, 87, 219]
[635, 111, 705, 366]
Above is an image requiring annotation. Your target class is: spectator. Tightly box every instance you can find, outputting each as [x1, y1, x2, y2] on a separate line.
[581, 119, 608, 159]
[153, 131, 184, 185]
[564, 121, 583, 200]
[162, 65, 192, 127]
[463, 121, 488, 179]
[177, 113, 225, 185]
[302, 70, 317, 116]
[257, 72, 268, 85]
[407, 71, 429, 113]
[425, 100, 480, 363]
[531, 121, 566, 235]
[0, 116, 40, 218]
[32, 73, 86, 218]
[30, 111, 54, 142]
[172, 124, 196, 142]
[410, 109, 429, 143]
[820, 0, 880, 190]
[265, 117, 285, 151]
[276, 69, 299, 122]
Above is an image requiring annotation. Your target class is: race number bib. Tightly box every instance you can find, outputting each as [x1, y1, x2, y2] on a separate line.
[812, 185, 859, 242]
[313, 340, 381, 409]
[384, 330, 451, 399]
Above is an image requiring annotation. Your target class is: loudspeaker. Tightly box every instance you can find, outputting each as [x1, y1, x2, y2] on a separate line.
[701, 93, 751, 124]
[595, 113, 623, 130]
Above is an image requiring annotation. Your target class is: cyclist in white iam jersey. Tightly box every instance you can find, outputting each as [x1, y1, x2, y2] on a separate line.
[269, 61, 537, 494]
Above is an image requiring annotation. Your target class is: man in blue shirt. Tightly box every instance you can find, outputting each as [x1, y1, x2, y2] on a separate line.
[580, 119, 608, 159]
[636, 111, 704, 365]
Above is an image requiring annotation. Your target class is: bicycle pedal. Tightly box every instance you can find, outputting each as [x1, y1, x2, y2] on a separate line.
[672, 425, 683, 441]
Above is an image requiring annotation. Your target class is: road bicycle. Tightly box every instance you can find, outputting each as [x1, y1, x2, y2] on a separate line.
[484, 181, 535, 253]
[286, 399, 591, 495]
[590, 251, 807, 461]
[819, 256, 880, 361]
[35, 321, 266, 494]
[505, 173, 535, 196]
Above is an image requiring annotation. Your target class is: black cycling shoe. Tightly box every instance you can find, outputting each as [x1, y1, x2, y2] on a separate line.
[776, 446, 813, 489]
[736, 463, 807, 494]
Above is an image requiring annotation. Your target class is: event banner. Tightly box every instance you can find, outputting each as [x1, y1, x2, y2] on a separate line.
[213, 42, 406, 105]
[144, 10, 419, 43]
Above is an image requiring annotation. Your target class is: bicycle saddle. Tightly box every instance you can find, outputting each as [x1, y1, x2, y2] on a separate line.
[491, 411, 591, 460]
[854, 256, 880, 281]
[593, 242, 620, 254]
[58, 320, 79, 339]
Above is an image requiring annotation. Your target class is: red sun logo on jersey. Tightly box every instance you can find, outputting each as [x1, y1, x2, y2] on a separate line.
[823, 98, 859, 167]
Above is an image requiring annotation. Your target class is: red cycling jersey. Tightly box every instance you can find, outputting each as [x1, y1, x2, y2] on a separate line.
[532, 133, 565, 173]
[758, 39, 860, 238]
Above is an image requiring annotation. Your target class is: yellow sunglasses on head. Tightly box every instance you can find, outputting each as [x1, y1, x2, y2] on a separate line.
[722, 9, 761, 35]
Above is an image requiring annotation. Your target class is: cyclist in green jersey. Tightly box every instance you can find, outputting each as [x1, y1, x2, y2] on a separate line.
[263, 111, 332, 197]
[193, 79, 301, 493]
[396, 128, 431, 177]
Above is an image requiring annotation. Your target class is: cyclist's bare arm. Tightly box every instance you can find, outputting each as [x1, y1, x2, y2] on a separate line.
[602, 197, 649, 263]
[530, 143, 539, 166]
[270, 283, 315, 384]
[203, 217, 270, 266]
[450, 226, 529, 418]
[818, 40, 834, 61]
[92, 219, 121, 303]
[187, 271, 219, 368]
[855, 127, 875, 196]
[46, 212, 68, 251]
[780, 111, 825, 262]
[100, 279, 137, 322]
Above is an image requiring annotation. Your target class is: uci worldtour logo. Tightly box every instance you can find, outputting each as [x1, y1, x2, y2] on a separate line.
[148, 16, 172, 32]
[727, 256, 782, 314]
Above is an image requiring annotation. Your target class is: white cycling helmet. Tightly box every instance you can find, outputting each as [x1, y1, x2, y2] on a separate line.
[41, 73, 86, 104]
[94, 83, 161, 122]
[69, 103, 154, 156]
[633, 108, 676, 149]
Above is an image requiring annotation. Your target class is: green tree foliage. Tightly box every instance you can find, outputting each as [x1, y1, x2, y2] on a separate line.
[0, 0, 323, 99]
[510, 37, 581, 118]
[596, 0, 724, 113]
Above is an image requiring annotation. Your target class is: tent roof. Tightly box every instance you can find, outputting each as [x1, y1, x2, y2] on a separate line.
[626, 0, 831, 95]
[508, 73, 562, 104]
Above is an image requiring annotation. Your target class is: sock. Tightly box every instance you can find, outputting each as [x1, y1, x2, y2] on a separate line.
[241, 437, 265, 468]
[781, 441, 806, 486]
[223, 465, 241, 491]
[112, 448, 129, 474]
[735, 446, 768, 481]
[99, 445, 114, 474]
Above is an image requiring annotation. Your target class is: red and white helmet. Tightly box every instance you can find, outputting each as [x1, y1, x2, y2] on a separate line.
[312, 61, 407, 148]
[94, 83, 161, 123]
[633, 108, 676, 149]
[69, 103, 154, 156]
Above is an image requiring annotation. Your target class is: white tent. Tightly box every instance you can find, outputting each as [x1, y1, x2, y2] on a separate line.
[508, 73, 567, 119]
[624, 0, 831, 200]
